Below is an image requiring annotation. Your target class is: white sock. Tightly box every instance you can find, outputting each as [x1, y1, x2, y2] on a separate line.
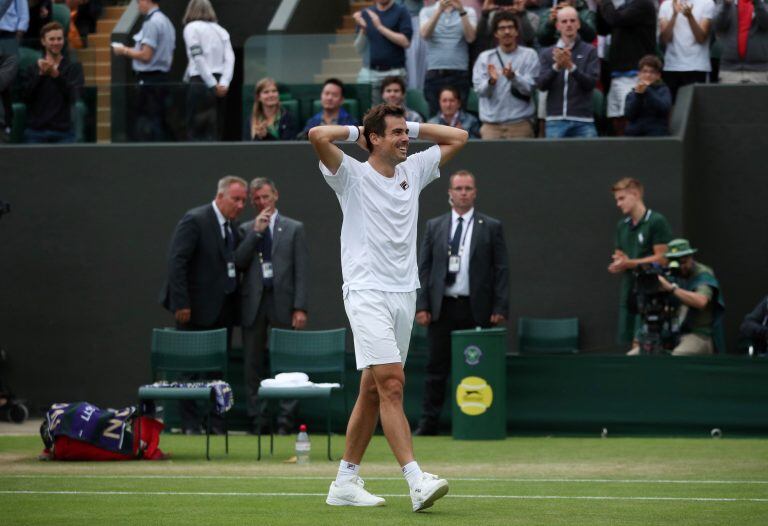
[402, 460, 423, 489]
[335, 459, 360, 485]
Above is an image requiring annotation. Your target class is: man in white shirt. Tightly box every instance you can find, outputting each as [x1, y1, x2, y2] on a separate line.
[309, 104, 467, 512]
[659, 0, 715, 101]
[413, 170, 509, 436]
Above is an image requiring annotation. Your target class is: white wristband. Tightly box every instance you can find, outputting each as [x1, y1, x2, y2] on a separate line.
[344, 125, 360, 142]
[406, 121, 420, 139]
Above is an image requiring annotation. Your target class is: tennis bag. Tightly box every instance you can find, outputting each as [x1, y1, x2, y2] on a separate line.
[40, 402, 165, 460]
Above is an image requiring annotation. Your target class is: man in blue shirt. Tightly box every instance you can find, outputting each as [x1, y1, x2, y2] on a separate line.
[0, 0, 28, 140]
[352, 0, 412, 104]
[299, 78, 358, 139]
[112, 0, 175, 141]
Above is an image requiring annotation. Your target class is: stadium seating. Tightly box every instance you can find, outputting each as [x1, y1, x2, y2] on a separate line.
[257, 328, 346, 461]
[517, 317, 579, 354]
[138, 328, 229, 460]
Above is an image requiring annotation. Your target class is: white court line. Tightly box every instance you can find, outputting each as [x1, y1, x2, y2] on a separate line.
[2, 474, 768, 485]
[1, 490, 767, 502]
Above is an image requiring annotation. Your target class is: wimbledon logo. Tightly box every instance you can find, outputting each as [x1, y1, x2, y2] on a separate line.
[463, 345, 482, 366]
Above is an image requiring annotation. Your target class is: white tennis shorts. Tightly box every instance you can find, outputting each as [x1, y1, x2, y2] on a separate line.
[343, 289, 416, 370]
[606, 75, 639, 118]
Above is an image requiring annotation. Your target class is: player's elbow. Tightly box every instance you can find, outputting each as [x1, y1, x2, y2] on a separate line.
[456, 129, 469, 144]
[308, 126, 324, 145]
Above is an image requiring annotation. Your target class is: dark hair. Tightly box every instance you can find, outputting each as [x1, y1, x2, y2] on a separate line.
[362, 103, 406, 152]
[638, 54, 663, 73]
[322, 78, 345, 97]
[40, 21, 64, 38]
[491, 11, 518, 33]
[439, 86, 461, 102]
[380, 75, 406, 95]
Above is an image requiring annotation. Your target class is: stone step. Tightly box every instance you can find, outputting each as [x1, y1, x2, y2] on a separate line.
[81, 61, 111, 78]
[96, 18, 120, 35]
[96, 121, 111, 143]
[314, 73, 358, 84]
[321, 58, 363, 76]
[89, 34, 112, 48]
[341, 15, 356, 30]
[328, 43, 359, 60]
[103, 5, 127, 19]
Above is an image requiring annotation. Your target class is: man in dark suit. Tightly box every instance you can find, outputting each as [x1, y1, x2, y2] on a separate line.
[234, 177, 309, 435]
[414, 170, 510, 436]
[160, 175, 248, 433]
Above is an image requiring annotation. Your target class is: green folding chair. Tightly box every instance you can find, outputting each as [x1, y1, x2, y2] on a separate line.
[138, 328, 229, 460]
[257, 328, 346, 461]
[406, 88, 430, 121]
[517, 317, 579, 354]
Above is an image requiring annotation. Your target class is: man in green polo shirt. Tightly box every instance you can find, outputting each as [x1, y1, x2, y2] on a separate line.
[657, 239, 725, 355]
[608, 178, 673, 346]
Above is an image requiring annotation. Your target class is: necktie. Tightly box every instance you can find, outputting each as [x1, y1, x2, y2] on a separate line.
[224, 221, 234, 253]
[261, 226, 273, 289]
[446, 217, 463, 285]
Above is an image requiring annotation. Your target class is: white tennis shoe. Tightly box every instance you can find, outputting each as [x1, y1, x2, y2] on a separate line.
[410, 472, 449, 512]
[326, 476, 386, 507]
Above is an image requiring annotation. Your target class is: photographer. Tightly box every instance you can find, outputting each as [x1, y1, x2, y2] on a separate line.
[739, 296, 768, 355]
[657, 239, 725, 355]
[608, 177, 673, 347]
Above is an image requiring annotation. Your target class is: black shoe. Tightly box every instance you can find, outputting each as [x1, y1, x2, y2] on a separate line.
[414, 425, 438, 436]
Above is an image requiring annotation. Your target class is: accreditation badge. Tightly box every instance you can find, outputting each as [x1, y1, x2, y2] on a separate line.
[448, 255, 461, 273]
[261, 261, 274, 279]
[227, 262, 236, 278]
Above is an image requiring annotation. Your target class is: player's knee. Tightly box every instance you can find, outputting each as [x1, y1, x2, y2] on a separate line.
[378, 377, 404, 404]
[361, 382, 380, 404]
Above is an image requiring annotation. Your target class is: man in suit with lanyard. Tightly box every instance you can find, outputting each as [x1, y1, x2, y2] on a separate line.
[160, 175, 247, 434]
[414, 170, 509, 436]
[234, 177, 309, 435]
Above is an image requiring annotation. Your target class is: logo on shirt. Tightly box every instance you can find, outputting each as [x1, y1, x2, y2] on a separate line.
[400, 180, 409, 191]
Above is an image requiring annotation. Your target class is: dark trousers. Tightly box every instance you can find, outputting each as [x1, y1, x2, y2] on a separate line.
[186, 75, 224, 141]
[0, 36, 19, 130]
[243, 289, 297, 432]
[662, 70, 707, 103]
[176, 293, 237, 433]
[131, 71, 171, 141]
[419, 296, 477, 429]
[423, 69, 471, 119]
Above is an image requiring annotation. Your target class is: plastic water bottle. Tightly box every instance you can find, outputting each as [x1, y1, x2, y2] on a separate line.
[296, 424, 311, 465]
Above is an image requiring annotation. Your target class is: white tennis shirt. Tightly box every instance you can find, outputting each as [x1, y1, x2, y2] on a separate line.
[320, 145, 442, 293]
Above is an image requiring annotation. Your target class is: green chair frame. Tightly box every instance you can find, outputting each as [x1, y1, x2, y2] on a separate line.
[137, 328, 229, 460]
[257, 328, 347, 461]
[517, 317, 579, 354]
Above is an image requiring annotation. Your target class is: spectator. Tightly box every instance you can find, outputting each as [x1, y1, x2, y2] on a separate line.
[181, 0, 234, 141]
[625, 55, 672, 137]
[596, 0, 657, 135]
[74, 0, 102, 47]
[399, 0, 427, 89]
[419, 0, 477, 117]
[714, 0, 768, 84]
[659, 0, 715, 102]
[473, 0, 538, 65]
[472, 12, 539, 139]
[159, 176, 248, 434]
[413, 170, 509, 436]
[0, 0, 28, 140]
[234, 177, 309, 435]
[739, 295, 768, 355]
[381, 74, 424, 122]
[299, 78, 358, 139]
[608, 177, 673, 347]
[427, 85, 481, 137]
[352, 0, 412, 104]
[653, 238, 725, 355]
[111, 0, 175, 141]
[537, 6, 600, 138]
[537, 0, 597, 47]
[244, 77, 299, 141]
[22, 21, 83, 143]
[23, 0, 50, 49]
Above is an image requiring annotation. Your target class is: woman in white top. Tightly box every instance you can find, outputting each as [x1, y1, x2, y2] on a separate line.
[182, 0, 235, 140]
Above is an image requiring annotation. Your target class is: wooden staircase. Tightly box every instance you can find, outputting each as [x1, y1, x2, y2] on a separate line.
[313, 1, 372, 84]
[76, 4, 127, 143]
